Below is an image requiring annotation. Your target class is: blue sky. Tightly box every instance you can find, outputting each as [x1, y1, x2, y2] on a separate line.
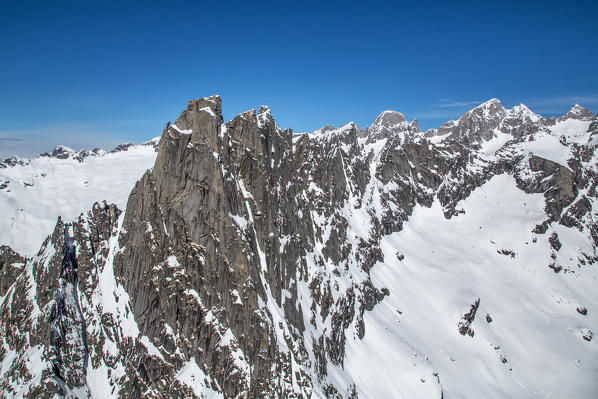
[1, 0, 597, 157]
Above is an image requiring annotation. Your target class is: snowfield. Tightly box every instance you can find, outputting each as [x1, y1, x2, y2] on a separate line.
[344, 174, 598, 398]
[0, 142, 158, 255]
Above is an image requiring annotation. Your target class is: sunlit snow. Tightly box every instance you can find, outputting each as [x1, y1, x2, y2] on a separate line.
[0, 143, 158, 255]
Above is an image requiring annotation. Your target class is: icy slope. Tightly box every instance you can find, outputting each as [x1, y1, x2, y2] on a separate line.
[0, 141, 158, 256]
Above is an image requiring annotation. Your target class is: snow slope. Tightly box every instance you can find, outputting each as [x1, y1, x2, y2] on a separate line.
[549, 119, 593, 144]
[0, 142, 158, 256]
[517, 131, 573, 169]
[479, 130, 514, 155]
[345, 174, 598, 398]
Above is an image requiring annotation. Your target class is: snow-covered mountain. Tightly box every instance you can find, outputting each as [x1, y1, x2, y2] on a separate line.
[424, 99, 596, 155]
[364, 110, 421, 144]
[1, 96, 597, 398]
[0, 139, 159, 256]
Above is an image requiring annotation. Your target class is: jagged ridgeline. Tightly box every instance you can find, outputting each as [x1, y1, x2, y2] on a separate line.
[1, 95, 597, 398]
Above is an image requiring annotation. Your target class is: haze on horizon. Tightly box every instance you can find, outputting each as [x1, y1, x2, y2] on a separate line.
[1, 0, 597, 158]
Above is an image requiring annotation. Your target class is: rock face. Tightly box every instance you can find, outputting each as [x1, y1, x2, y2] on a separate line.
[499, 104, 543, 136]
[0, 246, 28, 296]
[450, 98, 507, 146]
[1, 96, 598, 398]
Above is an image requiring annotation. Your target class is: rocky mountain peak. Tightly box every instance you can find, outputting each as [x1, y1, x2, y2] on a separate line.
[187, 94, 222, 116]
[372, 110, 408, 127]
[426, 99, 550, 148]
[466, 98, 505, 119]
[51, 145, 77, 159]
[366, 110, 419, 144]
[409, 119, 421, 134]
[109, 143, 133, 153]
[0, 155, 28, 168]
[313, 125, 337, 134]
[257, 105, 276, 129]
[313, 122, 359, 137]
[37, 145, 101, 163]
[558, 103, 595, 122]
[508, 103, 541, 120]
[436, 98, 507, 147]
[499, 103, 544, 136]
[170, 95, 223, 149]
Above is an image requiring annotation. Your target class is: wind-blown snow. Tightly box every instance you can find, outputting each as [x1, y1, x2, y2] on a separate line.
[0, 143, 158, 255]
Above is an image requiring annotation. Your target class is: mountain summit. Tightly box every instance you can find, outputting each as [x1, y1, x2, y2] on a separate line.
[365, 110, 421, 144]
[558, 103, 595, 122]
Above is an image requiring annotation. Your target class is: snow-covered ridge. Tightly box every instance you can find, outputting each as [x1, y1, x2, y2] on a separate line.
[364, 109, 421, 145]
[290, 99, 596, 164]
[300, 99, 594, 152]
[432, 100, 594, 148]
[558, 103, 595, 122]
[0, 137, 160, 168]
[0, 138, 160, 255]
[311, 122, 358, 137]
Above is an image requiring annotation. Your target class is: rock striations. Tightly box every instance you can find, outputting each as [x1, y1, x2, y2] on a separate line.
[1, 96, 598, 398]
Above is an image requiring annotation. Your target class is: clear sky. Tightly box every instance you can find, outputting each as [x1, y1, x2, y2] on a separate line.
[1, 0, 597, 157]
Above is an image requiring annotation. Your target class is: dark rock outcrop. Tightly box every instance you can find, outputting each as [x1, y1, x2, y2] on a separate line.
[0, 246, 27, 296]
